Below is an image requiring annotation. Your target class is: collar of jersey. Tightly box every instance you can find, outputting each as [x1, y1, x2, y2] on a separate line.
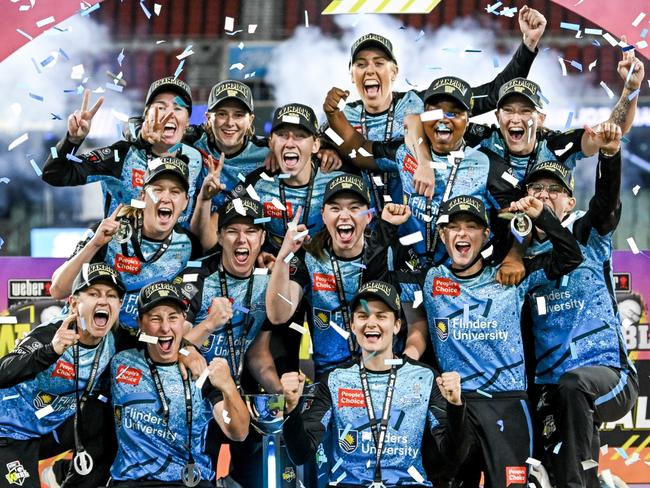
[209, 133, 249, 160]
[328, 246, 363, 262]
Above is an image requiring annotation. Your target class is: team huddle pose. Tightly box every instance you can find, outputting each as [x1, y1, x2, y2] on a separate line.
[0, 5, 645, 488]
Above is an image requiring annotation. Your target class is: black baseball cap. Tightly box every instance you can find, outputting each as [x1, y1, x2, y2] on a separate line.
[350, 33, 397, 65]
[271, 103, 319, 136]
[324, 174, 371, 206]
[439, 196, 489, 227]
[72, 263, 126, 298]
[526, 160, 575, 196]
[218, 197, 264, 230]
[144, 156, 190, 192]
[144, 77, 193, 115]
[350, 281, 401, 313]
[137, 281, 188, 317]
[208, 80, 254, 113]
[424, 76, 473, 111]
[497, 78, 543, 110]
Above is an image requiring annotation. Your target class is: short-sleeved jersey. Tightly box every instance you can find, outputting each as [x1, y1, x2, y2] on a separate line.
[466, 124, 585, 183]
[377, 144, 498, 262]
[526, 211, 632, 384]
[174, 257, 268, 368]
[423, 265, 553, 393]
[342, 91, 424, 209]
[193, 130, 269, 212]
[110, 349, 220, 483]
[231, 165, 346, 251]
[71, 222, 200, 331]
[283, 357, 465, 487]
[0, 319, 115, 440]
[289, 250, 365, 376]
[42, 137, 202, 228]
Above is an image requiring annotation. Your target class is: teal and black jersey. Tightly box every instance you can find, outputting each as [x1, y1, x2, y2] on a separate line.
[110, 348, 222, 483]
[174, 254, 269, 369]
[465, 123, 585, 184]
[288, 222, 399, 376]
[42, 136, 202, 228]
[422, 208, 583, 393]
[283, 357, 465, 487]
[71, 221, 202, 331]
[190, 126, 269, 212]
[526, 151, 633, 384]
[0, 318, 115, 441]
[230, 164, 347, 252]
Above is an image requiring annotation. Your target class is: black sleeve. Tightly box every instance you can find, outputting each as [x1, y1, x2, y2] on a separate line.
[42, 137, 130, 187]
[371, 139, 403, 160]
[573, 150, 622, 241]
[544, 129, 585, 163]
[465, 123, 497, 148]
[228, 167, 271, 202]
[113, 325, 141, 352]
[0, 323, 60, 388]
[363, 219, 399, 283]
[470, 42, 538, 116]
[525, 207, 584, 280]
[174, 263, 211, 324]
[282, 379, 332, 466]
[484, 147, 524, 208]
[202, 382, 225, 407]
[288, 255, 311, 291]
[425, 375, 467, 470]
[182, 124, 205, 145]
[68, 222, 108, 263]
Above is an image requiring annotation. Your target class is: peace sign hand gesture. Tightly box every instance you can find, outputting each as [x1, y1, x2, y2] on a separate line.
[199, 153, 226, 201]
[67, 89, 104, 145]
[141, 106, 174, 146]
[278, 206, 307, 262]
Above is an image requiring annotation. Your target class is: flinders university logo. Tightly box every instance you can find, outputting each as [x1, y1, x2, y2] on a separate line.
[33, 391, 58, 410]
[338, 429, 358, 453]
[435, 318, 449, 342]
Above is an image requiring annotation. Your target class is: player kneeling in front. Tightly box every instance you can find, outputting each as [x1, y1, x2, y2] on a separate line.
[281, 281, 465, 487]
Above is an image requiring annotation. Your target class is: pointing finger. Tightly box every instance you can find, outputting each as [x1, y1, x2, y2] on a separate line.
[109, 203, 124, 221]
[80, 89, 90, 113]
[88, 96, 104, 117]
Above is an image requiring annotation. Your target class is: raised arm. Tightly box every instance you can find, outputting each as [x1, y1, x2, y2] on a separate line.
[208, 358, 250, 442]
[190, 153, 225, 251]
[265, 209, 307, 324]
[469, 6, 545, 116]
[245, 330, 282, 393]
[50, 206, 121, 299]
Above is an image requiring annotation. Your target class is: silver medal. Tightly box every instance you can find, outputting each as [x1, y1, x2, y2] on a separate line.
[182, 462, 201, 487]
[113, 217, 132, 244]
[73, 450, 93, 476]
[511, 212, 532, 238]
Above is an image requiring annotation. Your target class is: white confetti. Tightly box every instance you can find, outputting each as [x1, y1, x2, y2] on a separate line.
[558, 58, 567, 77]
[2, 394, 19, 401]
[330, 321, 350, 340]
[145, 187, 158, 204]
[600, 444, 609, 455]
[260, 172, 274, 182]
[253, 268, 269, 275]
[627, 237, 640, 254]
[358, 147, 372, 157]
[271, 198, 286, 211]
[337, 97, 347, 112]
[130, 198, 146, 209]
[224, 17, 235, 32]
[554, 142, 574, 157]
[449, 150, 465, 159]
[138, 332, 159, 344]
[431, 161, 447, 170]
[70, 64, 85, 80]
[384, 358, 403, 366]
[248, 24, 257, 34]
[437, 214, 449, 225]
[625, 452, 640, 466]
[372, 175, 384, 187]
[277, 293, 293, 306]
[283, 252, 294, 264]
[36, 16, 55, 28]
[229, 63, 244, 71]
[325, 127, 344, 146]
[584, 28, 603, 35]
[481, 245, 493, 259]
[632, 12, 646, 27]
[183, 273, 198, 283]
[222, 409, 231, 424]
[602, 32, 619, 47]
[637, 40, 648, 49]
[153, 3, 162, 15]
[561, 213, 579, 228]
[245, 184, 260, 201]
[233, 198, 247, 216]
[8, 133, 28, 151]
[420, 109, 444, 122]
[195, 368, 210, 389]
[501, 171, 519, 187]
[35, 405, 55, 419]
[281, 114, 300, 125]
[581, 459, 598, 470]
[179, 348, 190, 357]
[413, 290, 423, 308]
[399, 231, 424, 246]
[526, 457, 542, 467]
[304, 10, 309, 27]
[289, 322, 308, 335]
[293, 229, 309, 241]
[407, 466, 425, 483]
[600, 469, 615, 488]
[600, 81, 615, 99]
[588, 59, 597, 72]
[536, 296, 547, 315]
[632, 185, 640, 196]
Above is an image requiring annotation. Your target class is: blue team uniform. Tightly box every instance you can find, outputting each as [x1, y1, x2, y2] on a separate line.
[110, 348, 221, 484]
[42, 138, 202, 228]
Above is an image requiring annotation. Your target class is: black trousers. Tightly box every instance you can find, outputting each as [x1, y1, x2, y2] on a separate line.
[0, 397, 114, 488]
[452, 393, 533, 488]
[537, 366, 638, 488]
